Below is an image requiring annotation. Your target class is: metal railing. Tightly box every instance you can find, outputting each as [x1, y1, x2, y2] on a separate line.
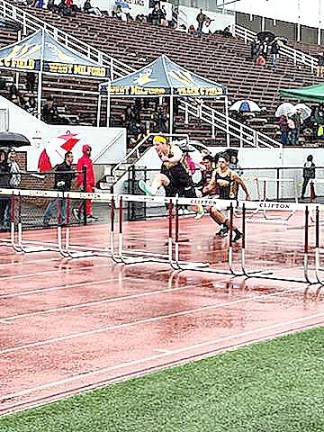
[180, 99, 282, 149]
[111, 133, 190, 182]
[0, 0, 134, 78]
[232, 24, 318, 72]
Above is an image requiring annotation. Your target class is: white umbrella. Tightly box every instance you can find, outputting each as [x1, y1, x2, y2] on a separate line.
[275, 103, 296, 117]
[295, 103, 312, 120]
[229, 100, 261, 112]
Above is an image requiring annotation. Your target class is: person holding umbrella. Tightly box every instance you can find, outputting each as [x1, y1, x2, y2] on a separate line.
[0, 149, 10, 229]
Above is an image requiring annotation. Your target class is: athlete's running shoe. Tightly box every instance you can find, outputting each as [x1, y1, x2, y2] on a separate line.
[216, 225, 228, 237]
[139, 180, 154, 196]
[194, 209, 204, 220]
[233, 230, 242, 243]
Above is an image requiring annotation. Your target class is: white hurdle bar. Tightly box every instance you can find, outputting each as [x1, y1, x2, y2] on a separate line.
[0, 188, 321, 285]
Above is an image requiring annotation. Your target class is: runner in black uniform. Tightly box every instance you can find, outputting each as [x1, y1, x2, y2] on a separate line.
[139, 135, 196, 199]
[204, 152, 250, 242]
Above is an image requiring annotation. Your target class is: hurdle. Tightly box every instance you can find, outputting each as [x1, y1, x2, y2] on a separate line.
[115, 194, 174, 265]
[59, 191, 114, 259]
[0, 188, 321, 285]
[170, 196, 234, 274]
[0, 193, 19, 251]
[13, 190, 64, 254]
[314, 205, 324, 285]
[250, 176, 298, 223]
[239, 201, 316, 284]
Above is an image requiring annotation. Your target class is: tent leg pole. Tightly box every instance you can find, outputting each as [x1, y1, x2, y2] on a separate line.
[37, 71, 42, 120]
[225, 96, 230, 147]
[107, 85, 111, 127]
[97, 94, 102, 127]
[169, 94, 174, 135]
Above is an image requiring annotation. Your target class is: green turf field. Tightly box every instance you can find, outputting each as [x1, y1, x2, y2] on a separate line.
[1, 327, 324, 432]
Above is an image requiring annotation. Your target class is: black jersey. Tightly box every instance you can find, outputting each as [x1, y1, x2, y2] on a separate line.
[214, 170, 233, 199]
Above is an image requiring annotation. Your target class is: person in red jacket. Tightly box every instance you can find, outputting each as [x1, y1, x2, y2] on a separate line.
[73, 145, 98, 221]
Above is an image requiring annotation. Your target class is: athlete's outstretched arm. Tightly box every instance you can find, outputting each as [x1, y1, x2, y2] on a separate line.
[232, 173, 250, 200]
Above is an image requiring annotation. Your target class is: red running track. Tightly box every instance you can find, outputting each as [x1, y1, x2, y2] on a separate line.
[0, 216, 324, 415]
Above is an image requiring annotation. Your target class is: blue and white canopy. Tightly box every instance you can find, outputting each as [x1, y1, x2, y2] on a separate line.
[101, 54, 226, 97]
[0, 29, 108, 79]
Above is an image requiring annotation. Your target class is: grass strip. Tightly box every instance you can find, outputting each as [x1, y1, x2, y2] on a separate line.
[1, 327, 324, 432]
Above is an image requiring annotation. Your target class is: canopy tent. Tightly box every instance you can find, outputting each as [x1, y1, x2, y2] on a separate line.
[0, 29, 109, 117]
[279, 84, 324, 103]
[98, 54, 228, 135]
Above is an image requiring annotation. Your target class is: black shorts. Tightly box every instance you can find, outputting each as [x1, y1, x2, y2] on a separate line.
[161, 163, 196, 197]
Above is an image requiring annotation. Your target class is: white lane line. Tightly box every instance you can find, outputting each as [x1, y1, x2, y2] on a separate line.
[0, 256, 61, 268]
[0, 261, 110, 281]
[0, 276, 144, 300]
[1, 312, 323, 402]
[1, 283, 199, 322]
[0, 284, 308, 355]
[153, 349, 174, 354]
[0, 320, 11, 325]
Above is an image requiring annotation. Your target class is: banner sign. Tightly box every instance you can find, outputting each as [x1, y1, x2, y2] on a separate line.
[44, 62, 107, 78]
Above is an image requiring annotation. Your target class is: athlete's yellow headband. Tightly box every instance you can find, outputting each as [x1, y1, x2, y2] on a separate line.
[153, 136, 167, 145]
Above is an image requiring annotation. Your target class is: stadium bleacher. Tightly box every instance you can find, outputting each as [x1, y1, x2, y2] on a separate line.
[2, 1, 323, 146]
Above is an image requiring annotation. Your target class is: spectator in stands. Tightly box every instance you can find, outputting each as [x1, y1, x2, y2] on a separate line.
[196, 9, 206, 35]
[136, 14, 147, 23]
[25, 96, 37, 116]
[41, 97, 68, 124]
[47, 0, 59, 13]
[316, 52, 324, 78]
[188, 24, 196, 35]
[115, 5, 128, 22]
[160, 5, 168, 27]
[255, 54, 266, 66]
[270, 38, 280, 70]
[250, 37, 260, 61]
[31, 0, 44, 7]
[43, 151, 75, 226]
[260, 38, 270, 60]
[74, 145, 98, 222]
[287, 114, 297, 145]
[125, 106, 136, 130]
[151, 105, 168, 132]
[17, 93, 27, 110]
[278, 114, 289, 145]
[222, 26, 232, 38]
[229, 154, 243, 177]
[128, 118, 146, 145]
[151, 3, 163, 26]
[57, 0, 75, 16]
[26, 72, 36, 93]
[0, 150, 10, 228]
[83, 0, 102, 17]
[202, 18, 213, 36]
[301, 155, 316, 200]
[8, 83, 19, 102]
[133, 99, 144, 121]
[292, 109, 302, 144]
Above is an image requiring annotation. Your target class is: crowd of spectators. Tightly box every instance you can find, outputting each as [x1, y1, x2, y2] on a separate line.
[250, 34, 287, 69]
[26, 0, 234, 36]
[277, 105, 324, 146]
[122, 98, 173, 146]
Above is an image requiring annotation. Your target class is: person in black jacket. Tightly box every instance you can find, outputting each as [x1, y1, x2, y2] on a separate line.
[301, 155, 316, 200]
[43, 151, 75, 226]
[0, 149, 10, 227]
